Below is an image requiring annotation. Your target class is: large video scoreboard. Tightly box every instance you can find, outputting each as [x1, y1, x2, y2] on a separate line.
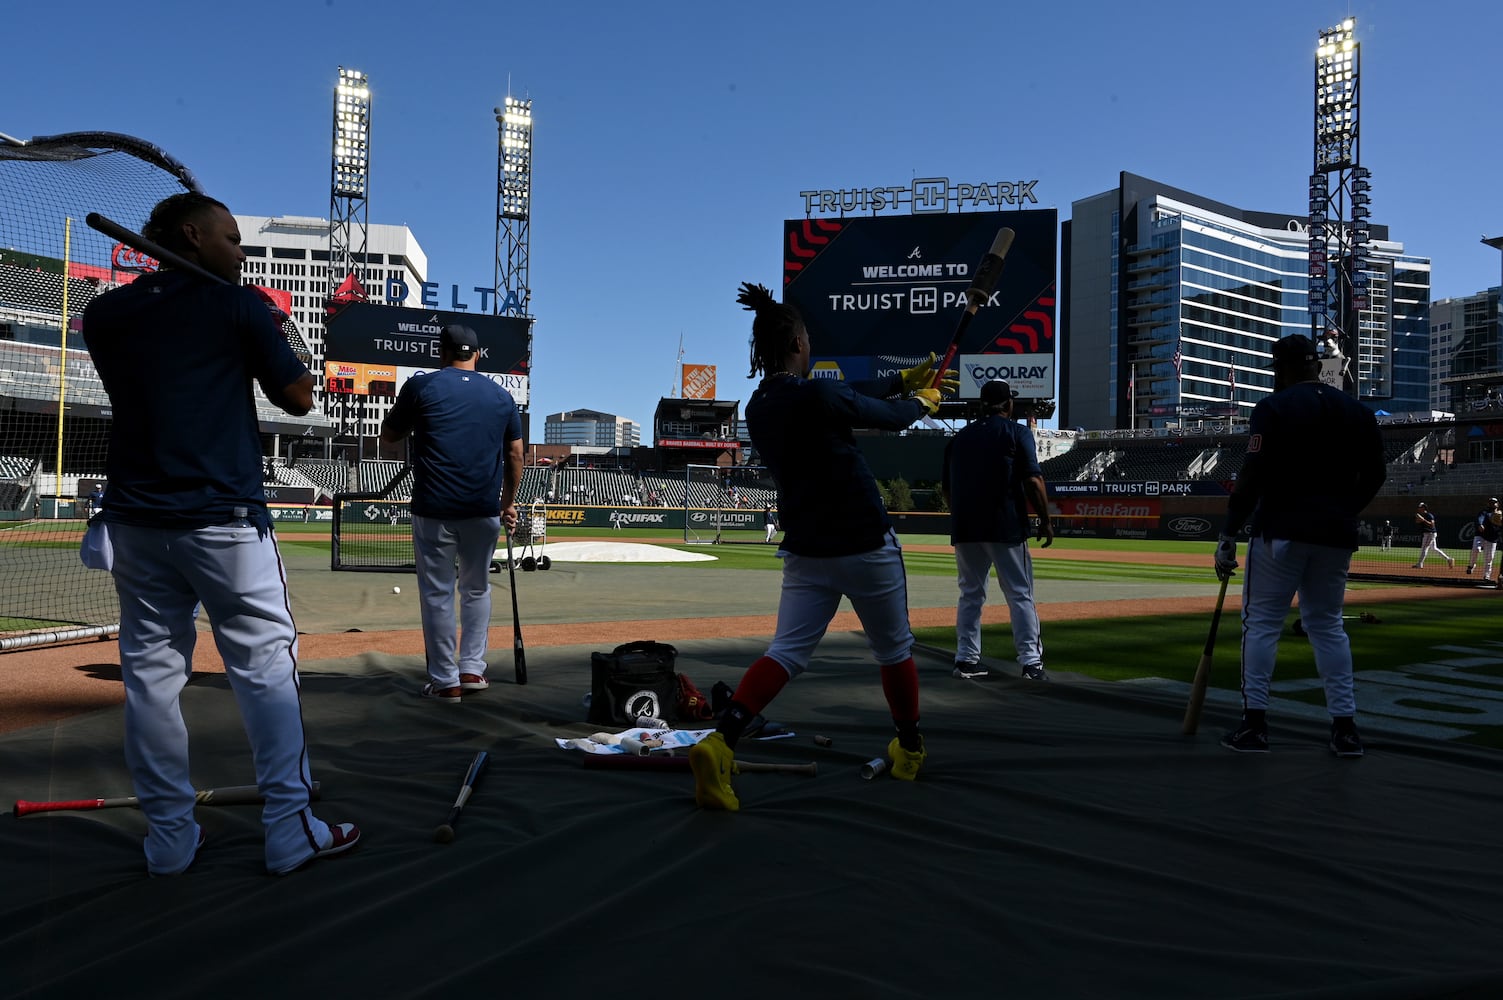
[782, 209, 1056, 398]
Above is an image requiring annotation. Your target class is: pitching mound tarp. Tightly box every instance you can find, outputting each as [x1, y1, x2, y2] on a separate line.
[3, 632, 1502, 999]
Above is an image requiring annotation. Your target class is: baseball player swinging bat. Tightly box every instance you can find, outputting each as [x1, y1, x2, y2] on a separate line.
[15, 781, 321, 817]
[83, 211, 314, 365]
[504, 529, 527, 685]
[1182, 574, 1231, 736]
[931, 227, 1016, 390]
[433, 750, 488, 843]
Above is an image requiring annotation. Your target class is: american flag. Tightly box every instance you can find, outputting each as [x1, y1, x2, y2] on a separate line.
[1172, 339, 1182, 377]
[1128, 368, 1134, 400]
[1228, 366, 1237, 394]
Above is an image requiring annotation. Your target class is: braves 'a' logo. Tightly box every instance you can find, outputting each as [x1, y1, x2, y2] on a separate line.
[623, 690, 663, 720]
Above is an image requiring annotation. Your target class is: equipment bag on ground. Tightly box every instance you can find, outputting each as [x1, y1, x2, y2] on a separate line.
[588, 641, 681, 725]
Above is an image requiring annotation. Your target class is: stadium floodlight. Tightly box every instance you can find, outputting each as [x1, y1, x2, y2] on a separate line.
[333, 67, 371, 198]
[496, 96, 532, 219]
[1314, 20, 1359, 172]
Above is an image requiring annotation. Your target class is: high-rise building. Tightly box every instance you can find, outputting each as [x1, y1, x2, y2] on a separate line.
[235, 214, 427, 440]
[1433, 288, 1503, 413]
[544, 410, 640, 448]
[1060, 173, 1429, 430]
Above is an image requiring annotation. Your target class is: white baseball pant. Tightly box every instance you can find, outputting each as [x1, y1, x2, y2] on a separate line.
[108, 519, 333, 875]
[763, 530, 913, 674]
[954, 540, 1043, 669]
[412, 514, 503, 687]
[1240, 537, 1356, 717]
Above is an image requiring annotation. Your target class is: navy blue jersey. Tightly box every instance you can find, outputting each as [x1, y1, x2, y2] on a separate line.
[942, 415, 1041, 544]
[1229, 381, 1386, 550]
[745, 373, 922, 557]
[383, 367, 521, 518]
[82, 270, 308, 528]
[1475, 509, 1501, 542]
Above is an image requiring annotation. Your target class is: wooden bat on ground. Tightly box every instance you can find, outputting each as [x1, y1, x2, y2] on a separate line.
[581, 752, 816, 777]
[15, 781, 320, 817]
[504, 530, 527, 685]
[433, 751, 488, 844]
[1182, 574, 1231, 736]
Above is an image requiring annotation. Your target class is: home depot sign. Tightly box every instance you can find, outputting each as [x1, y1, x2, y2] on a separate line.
[682, 364, 716, 400]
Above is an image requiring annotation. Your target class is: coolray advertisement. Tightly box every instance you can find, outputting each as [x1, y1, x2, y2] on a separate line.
[392, 366, 529, 406]
[782, 209, 1056, 398]
[324, 302, 530, 378]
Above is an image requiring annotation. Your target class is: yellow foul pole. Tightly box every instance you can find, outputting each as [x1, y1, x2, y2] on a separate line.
[55, 218, 72, 504]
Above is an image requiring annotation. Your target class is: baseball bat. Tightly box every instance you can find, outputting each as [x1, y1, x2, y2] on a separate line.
[84, 212, 313, 364]
[1182, 574, 1231, 735]
[932, 227, 1016, 389]
[504, 529, 527, 685]
[580, 753, 816, 777]
[433, 751, 488, 844]
[15, 781, 321, 817]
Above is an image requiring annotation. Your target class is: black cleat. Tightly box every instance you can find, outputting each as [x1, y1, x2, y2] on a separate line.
[1221, 722, 1269, 754]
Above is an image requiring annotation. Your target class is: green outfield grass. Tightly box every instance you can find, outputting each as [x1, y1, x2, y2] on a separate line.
[914, 595, 1503, 749]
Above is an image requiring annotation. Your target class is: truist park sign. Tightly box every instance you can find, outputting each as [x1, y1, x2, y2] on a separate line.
[799, 177, 1040, 216]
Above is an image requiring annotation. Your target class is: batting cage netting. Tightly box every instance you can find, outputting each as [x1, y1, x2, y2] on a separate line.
[331, 463, 416, 572]
[0, 130, 205, 650]
[683, 464, 777, 544]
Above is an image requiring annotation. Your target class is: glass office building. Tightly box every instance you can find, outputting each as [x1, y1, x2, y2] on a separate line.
[1061, 173, 1430, 430]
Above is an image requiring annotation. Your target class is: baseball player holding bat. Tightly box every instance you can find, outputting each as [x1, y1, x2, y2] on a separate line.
[1463, 496, 1502, 580]
[380, 325, 523, 703]
[942, 378, 1054, 681]
[1214, 335, 1386, 757]
[82, 192, 359, 875]
[687, 282, 952, 811]
[1411, 501, 1452, 569]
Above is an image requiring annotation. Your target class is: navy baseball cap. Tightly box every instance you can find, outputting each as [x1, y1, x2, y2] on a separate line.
[980, 379, 1017, 405]
[440, 324, 479, 352]
[1268, 334, 1318, 368]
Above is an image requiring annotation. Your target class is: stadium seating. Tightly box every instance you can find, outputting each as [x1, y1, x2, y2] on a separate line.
[553, 469, 640, 505]
[0, 455, 36, 479]
[294, 458, 355, 498]
[519, 466, 553, 505]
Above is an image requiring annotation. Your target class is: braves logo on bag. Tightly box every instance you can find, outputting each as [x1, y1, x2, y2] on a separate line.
[622, 688, 668, 721]
[589, 641, 680, 725]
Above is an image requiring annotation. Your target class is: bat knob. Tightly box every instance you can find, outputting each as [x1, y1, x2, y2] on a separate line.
[433, 824, 455, 844]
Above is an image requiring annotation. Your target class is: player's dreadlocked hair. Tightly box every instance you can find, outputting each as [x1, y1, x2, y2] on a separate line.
[738, 281, 804, 379]
[142, 191, 230, 255]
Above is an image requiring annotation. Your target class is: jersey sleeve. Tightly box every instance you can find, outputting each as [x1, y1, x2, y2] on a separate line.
[383, 373, 421, 440]
[234, 287, 309, 400]
[814, 377, 923, 431]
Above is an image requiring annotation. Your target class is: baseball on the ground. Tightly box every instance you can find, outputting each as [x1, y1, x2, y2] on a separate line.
[392, 586, 401, 594]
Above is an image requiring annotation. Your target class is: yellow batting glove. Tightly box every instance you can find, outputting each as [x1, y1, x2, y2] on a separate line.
[913, 388, 942, 417]
[899, 353, 940, 394]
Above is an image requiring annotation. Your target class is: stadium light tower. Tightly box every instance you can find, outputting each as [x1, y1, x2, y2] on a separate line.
[327, 65, 372, 451]
[495, 94, 533, 410]
[1307, 18, 1378, 397]
[329, 66, 372, 299]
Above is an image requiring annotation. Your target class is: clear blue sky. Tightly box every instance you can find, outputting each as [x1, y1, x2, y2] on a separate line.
[7, 0, 1501, 431]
